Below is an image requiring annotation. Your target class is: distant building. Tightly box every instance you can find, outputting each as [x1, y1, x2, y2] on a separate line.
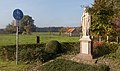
[66, 28, 80, 36]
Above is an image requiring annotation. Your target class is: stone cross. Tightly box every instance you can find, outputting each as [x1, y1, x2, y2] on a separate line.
[81, 8, 91, 36]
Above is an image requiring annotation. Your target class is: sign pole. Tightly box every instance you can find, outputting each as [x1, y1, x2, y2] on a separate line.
[13, 9, 23, 65]
[16, 21, 19, 65]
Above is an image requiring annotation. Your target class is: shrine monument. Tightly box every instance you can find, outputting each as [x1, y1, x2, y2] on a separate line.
[77, 7, 93, 60]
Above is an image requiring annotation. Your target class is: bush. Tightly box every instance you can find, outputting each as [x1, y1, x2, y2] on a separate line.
[45, 40, 62, 54]
[61, 42, 80, 55]
[115, 46, 120, 59]
[40, 59, 109, 71]
[106, 44, 120, 60]
[19, 46, 45, 62]
[0, 42, 80, 62]
[93, 41, 119, 58]
[107, 42, 119, 53]
[0, 43, 46, 62]
[92, 41, 104, 48]
[93, 43, 110, 58]
[0, 45, 16, 60]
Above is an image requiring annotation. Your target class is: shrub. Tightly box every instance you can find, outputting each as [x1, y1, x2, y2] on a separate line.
[0, 42, 80, 62]
[18, 44, 46, 62]
[93, 41, 119, 58]
[0, 45, 16, 60]
[61, 42, 80, 55]
[107, 44, 120, 60]
[40, 59, 109, 71]
[115, 46, 120, 59]
[93, 41, 104, 48]
[19, 46, 45, 62]
[93, 43, 110, 58]
[42, 42, 80, 62]
[0, 43, 46, 62]
[107, 42, 119, 53]
[45, 40, 62, 54]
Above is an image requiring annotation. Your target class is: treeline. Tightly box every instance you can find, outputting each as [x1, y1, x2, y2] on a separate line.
[0, 27, 80, 34]
[36, 27, 63, 32]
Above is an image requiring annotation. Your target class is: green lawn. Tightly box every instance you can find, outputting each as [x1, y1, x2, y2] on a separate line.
[0, 60, 29, 71]
[0, 32, 80, 46]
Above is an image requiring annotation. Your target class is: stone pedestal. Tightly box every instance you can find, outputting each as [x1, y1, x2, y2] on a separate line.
[77, 36, 93, 60]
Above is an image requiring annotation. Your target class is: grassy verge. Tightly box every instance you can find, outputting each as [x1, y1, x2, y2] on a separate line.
[0, 60, 29, 71]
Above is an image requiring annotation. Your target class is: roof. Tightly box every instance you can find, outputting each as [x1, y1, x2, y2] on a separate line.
[66, 28, 75, 33]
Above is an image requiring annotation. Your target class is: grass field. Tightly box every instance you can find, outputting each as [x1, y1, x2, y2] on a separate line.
[0, 32, 80, 46]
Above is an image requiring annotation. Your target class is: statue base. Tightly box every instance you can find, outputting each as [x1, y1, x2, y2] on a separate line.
[78, 36, 93, 60]
[76, 53, 93, 61]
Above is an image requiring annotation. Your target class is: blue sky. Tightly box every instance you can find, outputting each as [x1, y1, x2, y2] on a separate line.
[0, 0, 94, 28]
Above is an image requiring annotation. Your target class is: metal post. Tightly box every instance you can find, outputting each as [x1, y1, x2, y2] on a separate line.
[16, 21, 19, 65]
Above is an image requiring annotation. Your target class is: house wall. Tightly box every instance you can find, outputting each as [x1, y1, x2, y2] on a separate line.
[71, 30, 80, 36]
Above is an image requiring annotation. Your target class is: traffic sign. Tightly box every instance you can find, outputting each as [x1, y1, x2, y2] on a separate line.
[13, 9, 24, 65]
[13, 9, 23, 21]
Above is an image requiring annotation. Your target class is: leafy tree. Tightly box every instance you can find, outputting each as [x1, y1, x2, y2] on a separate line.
[5, 20, 16, 33]
[89, 0, 120, 36]
[59, 27, 66, 36]
[19, 15, 36, 34]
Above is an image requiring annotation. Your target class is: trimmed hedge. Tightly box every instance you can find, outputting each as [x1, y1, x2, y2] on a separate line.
[0, 42, 79, 62]
[40, 59, 109, 71]
[0, 41, 118, 62]
[0, 43, 46, 61]
[61, 42, 80, 55]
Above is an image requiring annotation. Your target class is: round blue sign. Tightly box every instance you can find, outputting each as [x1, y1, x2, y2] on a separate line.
[13, 9, 23, 21]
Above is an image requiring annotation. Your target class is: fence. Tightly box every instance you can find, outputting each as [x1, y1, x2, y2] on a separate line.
[90, 36, 120, 43]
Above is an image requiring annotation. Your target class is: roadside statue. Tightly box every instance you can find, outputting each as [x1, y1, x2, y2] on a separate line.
[81, 7, 91, 36]
[72, 7, 93, 61]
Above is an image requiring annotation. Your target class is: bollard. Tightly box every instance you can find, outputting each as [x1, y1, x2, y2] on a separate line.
[36, 36, 40, 44]
[117, 37, 119, 43]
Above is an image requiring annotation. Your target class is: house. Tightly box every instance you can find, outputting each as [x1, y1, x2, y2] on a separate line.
[66, 28, 80, 36]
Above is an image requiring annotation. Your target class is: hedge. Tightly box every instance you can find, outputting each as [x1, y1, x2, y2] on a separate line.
[40, 59, 109, 71]
[61, 42, 80, 55]
[93, 42, 119, 58]
[0, 43, 46, 61]
[0, 41, 118, 62]
[0, 42, 80, 62]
